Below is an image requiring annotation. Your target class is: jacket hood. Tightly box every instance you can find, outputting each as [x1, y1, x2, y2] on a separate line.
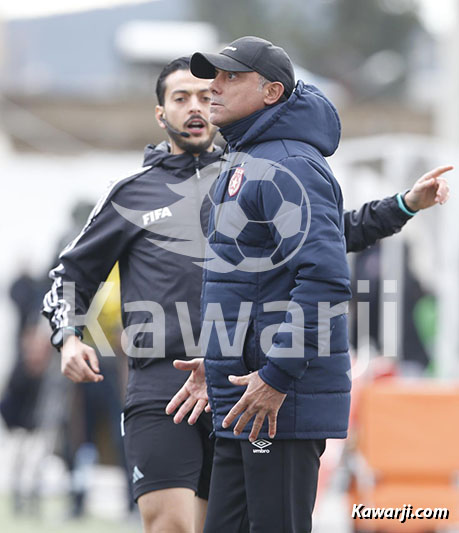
[231, 80, 341, 157]
[143, 141, 170, 167]
[143, 141, 222, 174]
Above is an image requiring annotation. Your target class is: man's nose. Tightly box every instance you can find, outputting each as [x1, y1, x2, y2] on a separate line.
[210, 77, 221, 94]
[189, 95, 203, 114]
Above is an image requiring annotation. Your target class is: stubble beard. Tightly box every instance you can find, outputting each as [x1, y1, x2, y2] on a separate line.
[170, 128, 217, 155]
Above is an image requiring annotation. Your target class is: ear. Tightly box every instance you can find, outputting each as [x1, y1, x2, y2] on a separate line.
[263, 82, 285, 105]
[155, 105, 166, 129]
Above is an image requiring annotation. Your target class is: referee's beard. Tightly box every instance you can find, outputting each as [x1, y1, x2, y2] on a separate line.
[169, 128, 217, 155]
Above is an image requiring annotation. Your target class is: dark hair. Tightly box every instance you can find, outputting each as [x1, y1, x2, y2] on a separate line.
[155, 56, 191, 106]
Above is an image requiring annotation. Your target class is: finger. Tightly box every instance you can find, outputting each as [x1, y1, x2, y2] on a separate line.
[228, 374, 250, 386]
[435, 178, 449, 201]
[419, 165, 454, 183]
[173, 396, 197, 424]
[63, 367, 82, 383]
[79, 359, 103, 383]
[62, 356, 82, 378]
[233, 409, 255, 436]
[64, 358, 87, 381]
[415, 177, 435, 190]
[440, 192, 450, 205]
[429, 165, 454, 179]
[84, 347, 100, 373]
[173, 359, 202, 371]
[165, 386, 189, 415]
[205, 403, 211, 413]
[188, 399, 207, 425]
[83, 371, 104, 383]
[222, 400, 247, 429]
[70, 365, 92, 383]
[268, 411, 278, 439]
[61, 359, 78, 376]
[75, 348, 103, 382]
[249, 413, 266, 442]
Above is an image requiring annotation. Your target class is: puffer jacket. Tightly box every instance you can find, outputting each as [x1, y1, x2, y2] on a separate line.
[202, 80, 352, 439]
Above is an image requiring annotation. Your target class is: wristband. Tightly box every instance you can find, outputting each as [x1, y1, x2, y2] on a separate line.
[50, 325, 83, 350]
[396, 192, 417, 217]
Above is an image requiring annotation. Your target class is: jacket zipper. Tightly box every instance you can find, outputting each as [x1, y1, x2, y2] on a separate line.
[194, 155, 201, 180]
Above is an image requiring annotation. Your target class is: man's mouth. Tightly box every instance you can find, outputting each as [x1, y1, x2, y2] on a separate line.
[185, 117, 207, 136]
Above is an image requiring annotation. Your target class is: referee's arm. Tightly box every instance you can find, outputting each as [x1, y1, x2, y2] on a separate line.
[42, 193, 134, 382]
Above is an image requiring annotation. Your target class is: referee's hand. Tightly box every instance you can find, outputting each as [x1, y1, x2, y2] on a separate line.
[165, 358, 210, 425]
[61, 336, 104, 383]
[404, 164, 452, 211]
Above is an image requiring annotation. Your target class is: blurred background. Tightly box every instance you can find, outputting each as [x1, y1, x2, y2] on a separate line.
[0, 0, 458, 531]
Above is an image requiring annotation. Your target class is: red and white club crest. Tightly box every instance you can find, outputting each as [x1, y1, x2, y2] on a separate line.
[228, 167, 244, 197]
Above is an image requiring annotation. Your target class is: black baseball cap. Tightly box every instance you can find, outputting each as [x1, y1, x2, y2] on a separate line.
[190, 36, 295, 97]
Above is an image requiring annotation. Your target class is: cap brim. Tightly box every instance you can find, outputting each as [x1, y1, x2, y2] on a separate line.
[190, 52, 253, 79]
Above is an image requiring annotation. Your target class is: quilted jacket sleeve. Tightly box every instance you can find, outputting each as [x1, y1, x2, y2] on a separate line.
[344, 195, 413, 253]
[257, 156, 351, 393]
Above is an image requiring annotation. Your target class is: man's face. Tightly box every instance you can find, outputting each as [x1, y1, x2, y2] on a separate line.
[209, 70, 266, 127]
[157, 69, 217, 154]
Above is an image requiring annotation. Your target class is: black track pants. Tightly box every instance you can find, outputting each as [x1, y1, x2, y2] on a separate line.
[204, 437, 326, 533]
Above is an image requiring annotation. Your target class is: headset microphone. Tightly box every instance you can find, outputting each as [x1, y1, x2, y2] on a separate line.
[160, 117, 191, 138]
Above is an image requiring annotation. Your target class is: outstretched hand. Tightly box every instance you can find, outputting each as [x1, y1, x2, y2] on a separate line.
[222, 371, 287, 442]
[404, 165, 453, 211]
[165, 358, 210, 425]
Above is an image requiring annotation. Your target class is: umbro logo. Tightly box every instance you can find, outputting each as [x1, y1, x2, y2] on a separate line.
[251, 439, 272, 454]
[133, 465, 145, 483]
[142, 207, 172, 226]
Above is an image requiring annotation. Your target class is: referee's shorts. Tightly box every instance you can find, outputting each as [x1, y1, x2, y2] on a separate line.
[122, 401, 214, 502]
